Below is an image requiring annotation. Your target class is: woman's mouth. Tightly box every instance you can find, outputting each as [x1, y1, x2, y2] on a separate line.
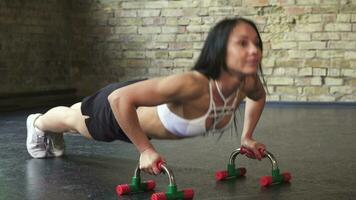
[246, 60, 259, 66]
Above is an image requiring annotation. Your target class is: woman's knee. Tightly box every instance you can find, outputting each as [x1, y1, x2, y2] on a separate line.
[70, 102, 81, 110]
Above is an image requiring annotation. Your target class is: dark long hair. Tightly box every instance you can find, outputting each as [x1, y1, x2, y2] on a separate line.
[193, 17, 266, 86]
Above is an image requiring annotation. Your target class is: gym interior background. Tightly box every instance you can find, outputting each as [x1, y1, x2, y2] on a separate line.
[0, 0, 355, 200]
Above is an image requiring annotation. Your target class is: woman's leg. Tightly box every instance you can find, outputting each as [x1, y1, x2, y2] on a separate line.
[34, 102, 92, 139]
[26, 102, 93, 158]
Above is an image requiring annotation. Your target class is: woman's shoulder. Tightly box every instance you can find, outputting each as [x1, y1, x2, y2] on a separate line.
[185, 71, 210, 95]
[164, 70, 207, 81]
[152, 71, 209, 101]
[161, 71, 208, 89]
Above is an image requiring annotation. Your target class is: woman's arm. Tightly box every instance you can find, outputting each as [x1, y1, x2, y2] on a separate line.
[241, 75, 266, 160]
[108, 73, 202, 174]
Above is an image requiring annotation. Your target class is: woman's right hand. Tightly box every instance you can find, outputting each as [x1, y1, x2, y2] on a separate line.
[241, 138, 266, 161]
[139, 147, 164, 175]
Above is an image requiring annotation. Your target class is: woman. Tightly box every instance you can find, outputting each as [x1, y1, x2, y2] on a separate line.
[26, 17, 267, 175]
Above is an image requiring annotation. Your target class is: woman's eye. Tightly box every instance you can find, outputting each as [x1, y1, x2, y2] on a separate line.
[238, 41, 248, 47]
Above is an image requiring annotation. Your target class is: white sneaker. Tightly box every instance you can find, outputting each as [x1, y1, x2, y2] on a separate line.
[47, 132, 65, 157]
[26, 114, 50, 158]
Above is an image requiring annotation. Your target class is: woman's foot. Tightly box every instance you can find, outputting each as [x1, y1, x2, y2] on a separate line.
[26, 114, 65, 158]
[26, 114, 49, 158]
[47, 132, 65, 157]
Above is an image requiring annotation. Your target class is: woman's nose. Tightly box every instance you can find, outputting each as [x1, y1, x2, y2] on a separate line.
[249, 42, 259, 54]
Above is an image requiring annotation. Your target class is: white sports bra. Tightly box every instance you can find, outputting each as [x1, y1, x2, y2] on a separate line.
[157, 80, 238, 137]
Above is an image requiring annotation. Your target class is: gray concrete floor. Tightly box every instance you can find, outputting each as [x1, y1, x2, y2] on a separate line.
[1, 104, 356, 200]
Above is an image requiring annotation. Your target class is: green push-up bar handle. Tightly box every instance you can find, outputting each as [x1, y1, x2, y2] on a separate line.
[215, 146, 292, 187]
[116, 160, 194, 199]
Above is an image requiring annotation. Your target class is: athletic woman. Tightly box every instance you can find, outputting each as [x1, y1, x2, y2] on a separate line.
[26, 17, 267, 175]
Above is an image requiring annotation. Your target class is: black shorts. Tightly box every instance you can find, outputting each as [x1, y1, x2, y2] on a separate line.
[81, 79, 146, 142]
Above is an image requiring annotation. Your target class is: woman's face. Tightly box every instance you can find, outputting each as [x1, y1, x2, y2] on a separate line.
[226, 22, 262, 76]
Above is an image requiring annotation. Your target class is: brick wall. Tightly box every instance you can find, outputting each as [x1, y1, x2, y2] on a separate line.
[0, 0, 73, 95]
[0, 0, 76, 109]
[1, 0, 356, 104]
[72, 0, 356, 102]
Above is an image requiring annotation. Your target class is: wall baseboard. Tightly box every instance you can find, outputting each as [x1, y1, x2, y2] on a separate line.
[0, 89, 79, 112]
[265, 101, 356, 108]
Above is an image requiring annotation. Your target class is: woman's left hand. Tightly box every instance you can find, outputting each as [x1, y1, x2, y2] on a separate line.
[241, 138, 266, 161]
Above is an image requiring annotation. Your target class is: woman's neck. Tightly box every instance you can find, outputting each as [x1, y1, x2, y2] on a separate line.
[216, 71, 244, 98]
